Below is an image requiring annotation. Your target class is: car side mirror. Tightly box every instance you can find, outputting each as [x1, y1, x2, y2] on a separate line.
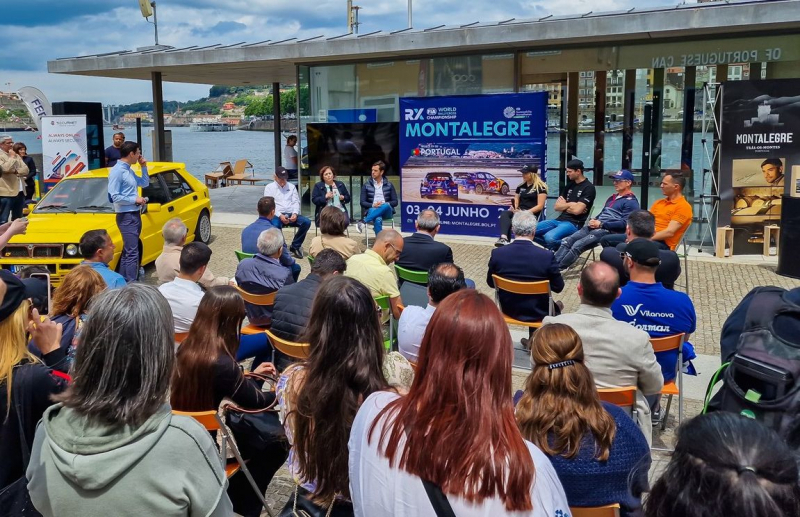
[146, 203, 162, 213]
[24, 203, 35, 215]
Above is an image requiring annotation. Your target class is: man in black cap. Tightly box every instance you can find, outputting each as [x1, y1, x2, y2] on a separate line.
[263, 166, 310, 258]
[534, 159, 596, 250]
[495, 164, 548, 246]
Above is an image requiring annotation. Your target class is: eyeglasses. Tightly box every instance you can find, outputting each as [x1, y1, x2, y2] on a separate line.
[387, 242, 401, 254]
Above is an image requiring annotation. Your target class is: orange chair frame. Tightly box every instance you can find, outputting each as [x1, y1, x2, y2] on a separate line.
[650, 332, 686, 433]
[570, 504, 621, 517]
[491, 274, 554, 329]
[265, 329, 311, 360]
[235, 286, 277, 335]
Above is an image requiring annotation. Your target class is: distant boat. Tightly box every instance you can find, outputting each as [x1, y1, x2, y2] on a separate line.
[112, 124, 125, 130]
[191, 122, 233, 132]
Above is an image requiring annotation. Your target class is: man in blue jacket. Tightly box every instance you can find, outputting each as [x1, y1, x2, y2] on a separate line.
[357, 161, 398, 236]
[554, 169, 639, 270]
[241, 196, 301, 281]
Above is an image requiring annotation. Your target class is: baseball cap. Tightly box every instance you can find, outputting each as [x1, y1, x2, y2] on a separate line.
[275, 166, 288, 180]
[518, 164, 538, 174]
[608, 170, 634, 182]
[0, 270, 28, 322]
[620, 238, 661, 267]
[566, 159, 584, 171]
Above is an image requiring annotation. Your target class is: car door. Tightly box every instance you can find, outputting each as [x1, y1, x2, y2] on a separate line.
[159, 170, 199, 240]
[139, 173, 172, 265]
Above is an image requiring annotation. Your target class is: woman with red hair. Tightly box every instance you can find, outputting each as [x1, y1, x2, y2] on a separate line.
[348, 289, 569, 515]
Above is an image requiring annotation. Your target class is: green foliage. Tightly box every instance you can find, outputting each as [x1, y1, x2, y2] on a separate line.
[243, 96, 274, 117]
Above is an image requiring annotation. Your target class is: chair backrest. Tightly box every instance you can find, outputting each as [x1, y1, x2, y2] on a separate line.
[598, 386, 637, 415]
[395, 265, 428, 285]
[265, 329, 311, 359]
[307, 255, 315, 267]
[235, 285, 277, 306]
[491, 274, 550, 295]
[173, 409, 221, 431]
[174, 331, 189, 344]
[650, 333, 685, 353]
[570, 504, 621, 517]
[374, 294, 390, 312]
[233, 159, 254, 176]
[235, 250, 255, 262]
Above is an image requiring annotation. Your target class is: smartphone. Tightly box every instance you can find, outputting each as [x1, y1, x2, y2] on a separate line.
[29, 272, 52, 315]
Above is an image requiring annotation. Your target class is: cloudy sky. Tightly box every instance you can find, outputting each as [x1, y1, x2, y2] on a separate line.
[4, 0, 687, 105]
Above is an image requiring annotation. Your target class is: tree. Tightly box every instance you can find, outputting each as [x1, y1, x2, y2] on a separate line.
[243, 96, 274, 117]
[208, 85, 228, 98]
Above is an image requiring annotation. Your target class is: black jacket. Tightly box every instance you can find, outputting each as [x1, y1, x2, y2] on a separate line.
[0, 351, 68, 489]
[396, 233, 454, 275]
[487, 240, 565, 323]
[360, 178, 398, 214]
[271, 274, 324, 342]
[311, 180, 351, 224]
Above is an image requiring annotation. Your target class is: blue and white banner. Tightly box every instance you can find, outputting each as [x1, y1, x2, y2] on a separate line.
[399, 93, 548, 236]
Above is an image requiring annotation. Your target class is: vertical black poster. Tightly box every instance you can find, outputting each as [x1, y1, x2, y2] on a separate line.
[719, 79, 800, 255]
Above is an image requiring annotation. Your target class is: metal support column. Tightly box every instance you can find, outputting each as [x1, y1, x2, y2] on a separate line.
[622, 69, 636, 171]
[698, 82, 722, 252]
[593, 70, 607, 183]
[151, 71, 166, 161]
[681, 67, 697, 196]
[650, 68, 664, 174]
[272, 82, 282, 171]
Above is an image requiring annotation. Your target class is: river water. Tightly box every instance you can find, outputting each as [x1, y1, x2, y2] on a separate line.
[10, 125, 711, 194]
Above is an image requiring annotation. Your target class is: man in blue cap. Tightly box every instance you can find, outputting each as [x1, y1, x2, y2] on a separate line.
[554, 169, 639, 270]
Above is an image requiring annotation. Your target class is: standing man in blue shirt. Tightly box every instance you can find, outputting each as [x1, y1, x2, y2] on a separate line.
[107, 141, 149, 282]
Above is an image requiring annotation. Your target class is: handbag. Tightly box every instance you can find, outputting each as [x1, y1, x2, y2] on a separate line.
[278, 485, 353, 517]
[0, 367, 42, 517]
[422, 479, 456, 517]
[223, 372, 286, 454]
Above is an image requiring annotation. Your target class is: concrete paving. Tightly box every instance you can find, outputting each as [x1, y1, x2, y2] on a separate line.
[187, 186, 800, 514]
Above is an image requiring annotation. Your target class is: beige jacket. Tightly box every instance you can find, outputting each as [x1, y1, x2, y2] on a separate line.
[155, 244, 229, 288]
[543, 304, 663, 445]
[0, 149, 28, 197]
[308, 234, 360, 260]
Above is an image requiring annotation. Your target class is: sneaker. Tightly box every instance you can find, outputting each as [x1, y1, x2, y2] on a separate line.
[520, 337, 530, 349]
[494, 237, 509, 247]
[290, 247, 304, 259]
[357, 220, 365, 234]
[651, 408, 662, 426]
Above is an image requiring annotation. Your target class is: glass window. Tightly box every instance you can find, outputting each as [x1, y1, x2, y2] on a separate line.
[160, 170, 193, 200]
[142, 176, 170, 205]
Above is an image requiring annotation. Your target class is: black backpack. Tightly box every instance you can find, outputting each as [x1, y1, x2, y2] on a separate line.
[704, 286, 800, 447]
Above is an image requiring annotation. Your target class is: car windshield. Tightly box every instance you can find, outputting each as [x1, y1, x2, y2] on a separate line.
[35, 178, 114, 214]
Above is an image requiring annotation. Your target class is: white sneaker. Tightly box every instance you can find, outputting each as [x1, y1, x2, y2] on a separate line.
[357, 221, 364, 234]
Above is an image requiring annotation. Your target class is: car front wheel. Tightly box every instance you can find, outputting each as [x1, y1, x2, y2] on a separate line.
[195, 210, 212, 244]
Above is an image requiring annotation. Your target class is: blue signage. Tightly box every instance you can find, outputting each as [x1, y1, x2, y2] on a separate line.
[399, 93, 548, 236]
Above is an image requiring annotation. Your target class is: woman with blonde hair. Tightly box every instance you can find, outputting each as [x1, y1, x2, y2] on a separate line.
[496, 164, 548, 246]
[516, 323, 651, 514]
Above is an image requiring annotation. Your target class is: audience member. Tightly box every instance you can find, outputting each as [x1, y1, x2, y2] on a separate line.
[0, 272, 66, 493]
[79, 229, 126, 289]
[602, 173, 692, 250]
[241, 196, 301, 279]
[554, 169, 639, 270]
[543, 262, 663, 442]
[495, 164, 548, 246]
[397, 263, 466, 363]
[271, 249, 346, 368]
[308, 205, 359, 260]
[29, 265, 106, 360]
[263, 166, 310, 259]
[350, 290, 569, 515]
[357, 161, 398, 236]
[27, 284, 233, 516]
[396, 209, 453, 274]
[235, 227, 295, 327]
[0, 134, 29, 224]
[599, 210, 681, 289]
[12, 142, 36, 201]
[487, 210, 564, 346]
[276, 276, 391, 515]
[516, 323, 651, 514]
[345, 229, 404, 320]
[17, 265, 51, 315]
[171, 286, 288, 517]
[534, 159, 596, 250]
[158, 242, 212, 334]
[311, 165, 351, 225]
[645, 412, 800, 517]
[155, 217, 228, 287]
[611, 238, 696, 423]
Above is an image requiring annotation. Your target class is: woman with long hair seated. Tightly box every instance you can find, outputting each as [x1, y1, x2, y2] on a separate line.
[515, 323, 651, 514]
[311, 165, 351, 226]
[349, 289, 569, 515]
[171, 285, 288, 517]
[645, 412, 800, 517]
[0, 271, 66, 495]
[309, 205, 360, 260]
[27, 284, 233, 516]
[28, 265, 106, 362]
[276, 275, 390, 515]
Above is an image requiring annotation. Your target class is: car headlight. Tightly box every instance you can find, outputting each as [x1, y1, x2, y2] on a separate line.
[65, 244, 79, 256]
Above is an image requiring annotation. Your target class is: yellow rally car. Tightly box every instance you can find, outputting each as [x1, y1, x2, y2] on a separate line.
[0, 162, 212, 285]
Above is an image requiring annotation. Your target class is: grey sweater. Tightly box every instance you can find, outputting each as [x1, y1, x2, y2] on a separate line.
[27, 403, 233, 517]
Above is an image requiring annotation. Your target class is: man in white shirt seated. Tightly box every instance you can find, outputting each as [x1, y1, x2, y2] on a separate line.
[158, 242, 211, 334]
[155, 217, 228, 287]
[397, 263, 467, 363]
[263, 166, 310, 259]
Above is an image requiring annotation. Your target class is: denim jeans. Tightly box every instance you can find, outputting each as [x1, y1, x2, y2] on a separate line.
[271, 213, 311, 251]
[0, 194, 22, 224]
[115, 211, 142, 282]
[533, 219, 579, 250]
[363, 203, 393, 233]
[554, 226, 610, 269]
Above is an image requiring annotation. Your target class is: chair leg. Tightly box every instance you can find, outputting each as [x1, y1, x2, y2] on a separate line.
[225, 426, 276, 517]
[661, 394, 673, 431]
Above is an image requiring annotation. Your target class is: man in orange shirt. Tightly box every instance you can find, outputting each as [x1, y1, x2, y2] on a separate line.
[600, 172, 692, 250]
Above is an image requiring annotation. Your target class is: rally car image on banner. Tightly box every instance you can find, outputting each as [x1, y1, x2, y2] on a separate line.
[420, 172, 459, 200]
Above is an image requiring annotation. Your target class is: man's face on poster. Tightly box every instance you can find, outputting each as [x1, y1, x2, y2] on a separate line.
[762, 163, 783, 184]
